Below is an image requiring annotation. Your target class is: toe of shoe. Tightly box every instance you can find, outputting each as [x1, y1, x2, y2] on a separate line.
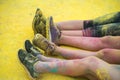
[18, 49, 26, 63]
[25, 40, 33, 53]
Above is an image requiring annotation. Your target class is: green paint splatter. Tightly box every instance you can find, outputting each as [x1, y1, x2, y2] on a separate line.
[50, 67, 58, 73]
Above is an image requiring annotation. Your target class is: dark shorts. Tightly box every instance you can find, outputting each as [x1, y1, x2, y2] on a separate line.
[92, 23, 120, 37]
[83, 12, 120, 37]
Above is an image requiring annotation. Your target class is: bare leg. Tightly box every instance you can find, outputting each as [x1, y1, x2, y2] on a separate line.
[56, 20, 84, 30]
[34, 58, 87, 77]
[60, 23, 120, 37]
[61, 30, 83, 36]
[32, 34, 120, 64]
[36, 54, 64, 62]
[54, 46, 97, 59]
[56, 12, 120, 31]
[54, 46, 120, 64]
[97, 48, 120, 64]
[35, 48, 96, 61]
[57, 36, 120, 51]
[34, 56, 120, 80]
[34, 47, 120, 64]
[57, 35, 105, 51]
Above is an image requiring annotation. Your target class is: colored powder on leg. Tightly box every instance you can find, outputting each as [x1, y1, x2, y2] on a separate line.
[50, 67, 58, 73]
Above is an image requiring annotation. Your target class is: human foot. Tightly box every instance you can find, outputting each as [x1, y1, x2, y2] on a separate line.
[32, 34, 56, 55]
[18, 49, 39, 78]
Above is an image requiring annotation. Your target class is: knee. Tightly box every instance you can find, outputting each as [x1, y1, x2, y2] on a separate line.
[96, 49, 110, 58]
[83, 56, 101, 70]
[86, 56, 99, 60]
[101, 36, 112, 44]
[101, 36, 111, 41]
[99, 48, 110, 53]
[83, 56, 100, 64]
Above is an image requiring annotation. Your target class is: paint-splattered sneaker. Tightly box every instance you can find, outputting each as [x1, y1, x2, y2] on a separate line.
[49, 16, 61, 43]
[25, 40, 42, 56]
[18, 49, 39, 78]
[32, 34, 56, 55]
[32, 8, 46, 35]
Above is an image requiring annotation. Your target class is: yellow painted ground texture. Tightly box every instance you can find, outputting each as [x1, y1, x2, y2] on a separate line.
[0, 0, 120, 80]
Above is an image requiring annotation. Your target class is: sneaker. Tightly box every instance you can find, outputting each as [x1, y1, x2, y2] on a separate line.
[32, 34, 56, 55]
[18, 49, 39, 78]
[25, 40, 42, 56]
[32, 8, 46, 35]
[45, 16, 61, 43]
[49, 16, 61, 43]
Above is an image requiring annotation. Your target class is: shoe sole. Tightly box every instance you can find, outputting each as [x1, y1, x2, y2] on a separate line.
[46, 17, 51, 42]
[47, 16, 58, 42]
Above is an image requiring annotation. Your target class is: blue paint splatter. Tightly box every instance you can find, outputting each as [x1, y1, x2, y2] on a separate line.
[43, 63, 58, 73]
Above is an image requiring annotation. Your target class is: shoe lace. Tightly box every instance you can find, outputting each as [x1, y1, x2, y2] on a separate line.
[43, 40, 55, 55]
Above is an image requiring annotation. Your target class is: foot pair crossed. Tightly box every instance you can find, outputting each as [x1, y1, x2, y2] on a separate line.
[18, 40, 43, 78]
[32, 8, 61, 43]
[18, 38, 57, 78]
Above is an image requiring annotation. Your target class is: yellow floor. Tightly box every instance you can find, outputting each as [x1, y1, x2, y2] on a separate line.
[0, 0, 120, 80]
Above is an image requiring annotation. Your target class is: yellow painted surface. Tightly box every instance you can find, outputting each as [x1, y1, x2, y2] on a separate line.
[0, 0, 120, 80]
